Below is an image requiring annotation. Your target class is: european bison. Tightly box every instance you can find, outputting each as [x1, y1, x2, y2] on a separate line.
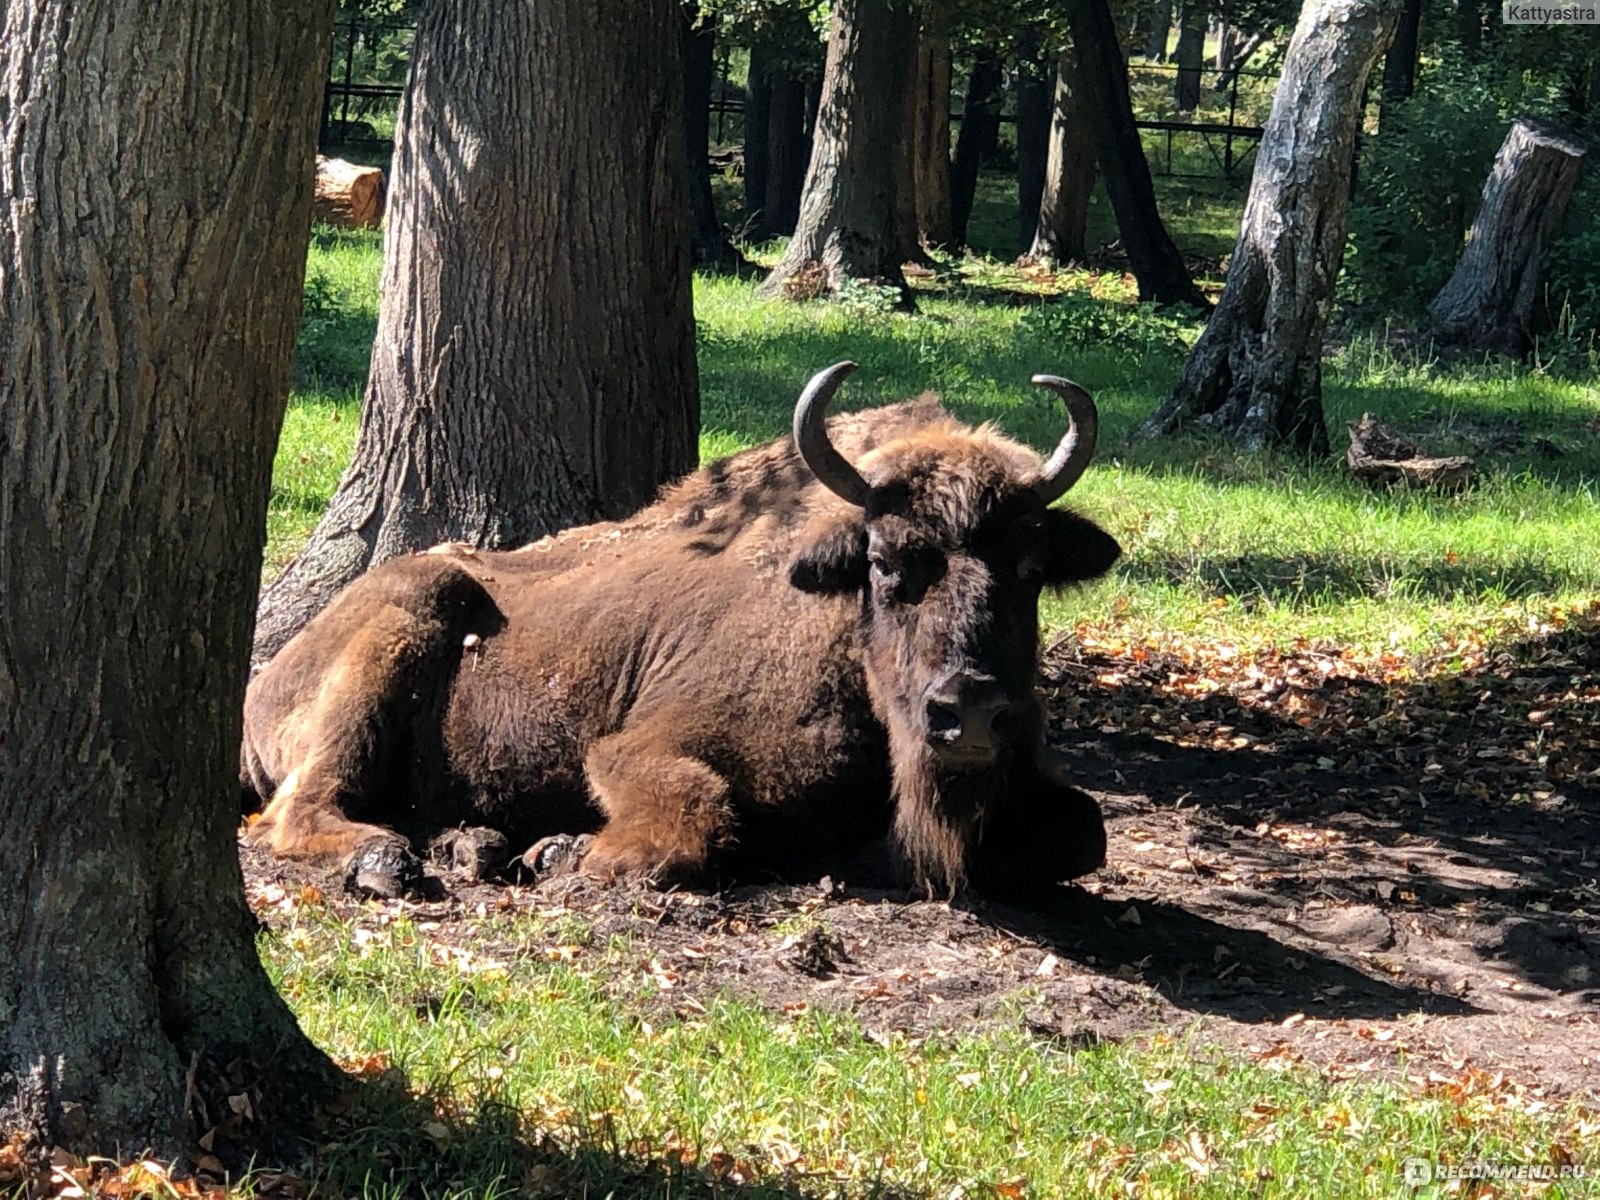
[242, 363, 1121, 898]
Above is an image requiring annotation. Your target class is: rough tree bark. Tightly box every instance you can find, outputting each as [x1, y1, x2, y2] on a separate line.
[683, 4, 749, 270]
[895, 28, 938, 266]
[744, 46, 774, 235]
[254, 0, 700, 662]
[0, 0, 338, 1155]
[766, 69, 813, 235]
[914, 34, 955, 247]
[1066, 0, 1210, 306]
[1141, 0, 1403, 453]
[951, 47, 1004, 246]
[759, 0, 921, 303]
[1028, 51, 1097, 265]
[1213, 30, 1266, 93]
[1214, 22, 1239, 72]
[1174, 3, 1205, 113]
[1429, 118, 1589, 357]
[1015, 36, 1055, 250]
[1145, 0, 1173, 60]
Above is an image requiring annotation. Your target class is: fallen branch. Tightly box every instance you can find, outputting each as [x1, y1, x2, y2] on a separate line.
[1345, 412, 1476, 491]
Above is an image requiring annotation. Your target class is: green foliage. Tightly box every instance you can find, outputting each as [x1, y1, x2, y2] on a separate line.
[1536, 171, 1600, 372]
[293, 227, 381, 390]
[1344, 55, 1507, 312]
[1345, 47, 1600, 358]
[831, 275, 907, 317]
[1020, 291, 1196, 358]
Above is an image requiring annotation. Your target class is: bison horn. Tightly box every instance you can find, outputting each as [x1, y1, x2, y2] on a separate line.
[793, 361, 872, 508]
[1028, 374, 1100, 506]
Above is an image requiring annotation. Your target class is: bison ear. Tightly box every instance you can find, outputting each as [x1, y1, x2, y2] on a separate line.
[1042, 509, 1122, 586]
[789, 515, 869, 594]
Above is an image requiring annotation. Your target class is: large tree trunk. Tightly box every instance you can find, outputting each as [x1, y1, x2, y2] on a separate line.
[1214, 22, 1239, 72]
[951, 46, 1004, 247]
[1379, 0, 1422, 126]
[894, 30, 937, 265]
[1213, 29, 1267, 93]
[683, 4, 749, 270]
[1429, 119, 1589, 357]
[744, 46, 774, 236]
[759, 0, 920, 303]
[1174, 3, 1205, 113]
[1028, 51, 1097, 265]
[255, 0, 700, 662]
[1457, 0, 1483, 57]
[1145, 0, 1173, 60]
[1066, 0, 1210, 306]
[914, 34, 955, 247]
[0, 0, 338, 1156]
[1015, 36, 1055, 251]
[766, 69, 812, 236]
[1141, 0, 1402, 453]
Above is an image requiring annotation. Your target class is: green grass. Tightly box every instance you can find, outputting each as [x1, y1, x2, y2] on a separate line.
[262, 906, 1597, 1199]
[274, 213, 1600, 656]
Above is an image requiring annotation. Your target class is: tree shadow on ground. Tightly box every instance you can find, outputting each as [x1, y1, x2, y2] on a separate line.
[1040, 616, 1600, 1005]
[299, 1073, 928, 1200]
[975, 886, 1477, 1025]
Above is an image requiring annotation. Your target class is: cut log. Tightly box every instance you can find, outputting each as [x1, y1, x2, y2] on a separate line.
[1428, 118, 1587, 357]
[1345, 413, 1476, 492]
[312, 155, 386, 228]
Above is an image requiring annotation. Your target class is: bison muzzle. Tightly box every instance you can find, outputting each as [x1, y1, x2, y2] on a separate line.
[241, 363, 1122, 898]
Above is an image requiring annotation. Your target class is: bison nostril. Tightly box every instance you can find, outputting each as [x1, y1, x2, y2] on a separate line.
[988, 705, 1021, 742]
[925, 698, 963, 740]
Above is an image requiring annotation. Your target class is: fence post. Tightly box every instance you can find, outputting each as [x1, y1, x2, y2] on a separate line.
[1225, 69, 1239, 176]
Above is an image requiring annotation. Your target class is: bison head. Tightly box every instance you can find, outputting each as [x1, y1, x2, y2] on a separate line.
[787, 362, 1120, 892]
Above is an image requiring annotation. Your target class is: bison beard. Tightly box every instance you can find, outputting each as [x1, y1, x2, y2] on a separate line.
[242, 365, 1121, 899]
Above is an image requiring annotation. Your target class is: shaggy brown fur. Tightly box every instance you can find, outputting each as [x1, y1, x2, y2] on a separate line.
[242, 392, 1121, 897]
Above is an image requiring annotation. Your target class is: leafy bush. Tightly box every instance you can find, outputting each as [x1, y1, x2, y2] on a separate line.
[1343, 55, 1506, 312]
[1020, 291, 1194, 357]
[1344, 51, 1599, 369]
[294, 262, 376, 389]
[1536, 171, 1600, 373]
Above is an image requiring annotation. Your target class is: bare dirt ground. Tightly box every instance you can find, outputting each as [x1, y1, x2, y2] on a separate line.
[244, 617, 1600, 1099]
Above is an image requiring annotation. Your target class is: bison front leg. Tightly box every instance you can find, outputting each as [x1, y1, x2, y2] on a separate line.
[971, 759, 1106, 899]
[244, 562, 485, 897]
[574, 720, 734, 884]
[251, 772, 421, 898]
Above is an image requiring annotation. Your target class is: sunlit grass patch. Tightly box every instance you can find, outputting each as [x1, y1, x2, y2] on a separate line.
[275, 209, 1600, 655]
[262, 907, 1599, 1200]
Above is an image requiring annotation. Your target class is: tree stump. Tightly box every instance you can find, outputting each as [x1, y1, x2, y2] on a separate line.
[1428, 118, 1588, 358]
[312, 155, 386, 228]
[1345, 413, 1476, 492]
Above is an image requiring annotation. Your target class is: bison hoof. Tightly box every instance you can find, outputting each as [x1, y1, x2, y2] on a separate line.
[430, 826, 513, 881]
[344, 839, 425, 899]
[522, 833, 593, 883]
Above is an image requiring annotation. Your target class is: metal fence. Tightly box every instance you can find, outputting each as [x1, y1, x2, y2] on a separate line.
[325, 26, 1274, 184]
[1125, 61, 1274, 179]
[320, 15, 414, 150]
